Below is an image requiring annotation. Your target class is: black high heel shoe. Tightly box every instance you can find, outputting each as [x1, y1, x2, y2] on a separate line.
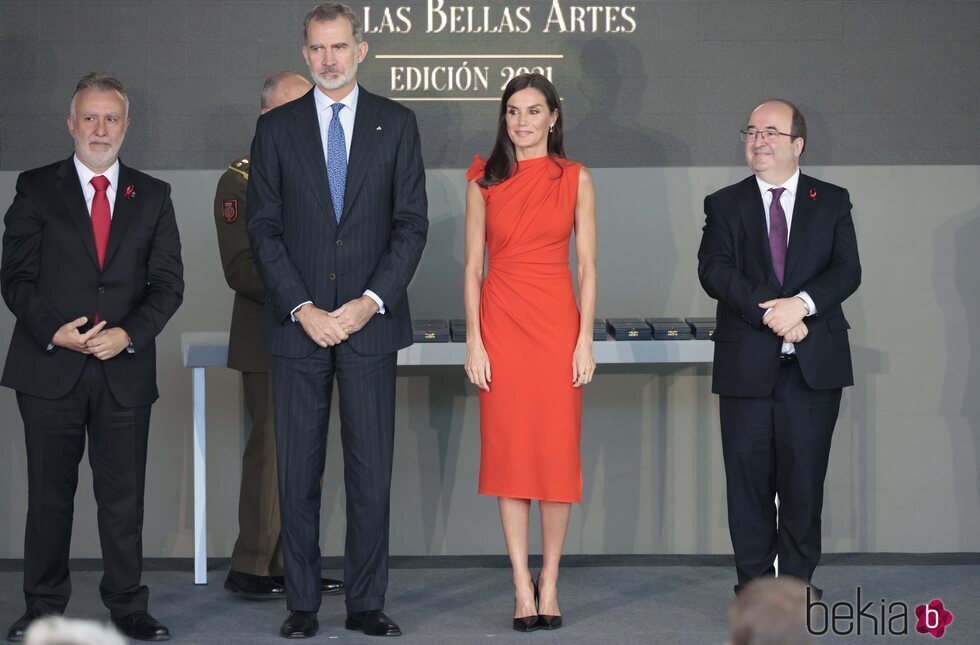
[513, 580, 540, 632]
[536, 576, 563, 630]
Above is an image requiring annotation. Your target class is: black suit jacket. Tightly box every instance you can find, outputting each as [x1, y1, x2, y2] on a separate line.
[246, 86, 427, 358]
[697, 173, 861, 397]
[1, 157, 184, 407]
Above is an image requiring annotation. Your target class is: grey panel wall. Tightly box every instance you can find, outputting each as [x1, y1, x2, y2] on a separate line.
[0, 165, 978, 558]
[1, 1, 978, 169]
[0, 0, 978, 560]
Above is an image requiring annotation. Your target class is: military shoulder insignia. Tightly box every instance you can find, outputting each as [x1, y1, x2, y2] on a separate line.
[228, 157, 249, 180]
[222, 199, 238, 223]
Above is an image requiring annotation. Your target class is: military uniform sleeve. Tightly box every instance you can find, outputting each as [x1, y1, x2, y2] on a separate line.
[214, 160, 266, 304]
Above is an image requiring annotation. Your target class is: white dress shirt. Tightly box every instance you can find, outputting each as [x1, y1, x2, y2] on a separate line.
[756, 168, 816, 354]
[313, 84, 356, 165]
[74, 155, 120, 218]
[291, 85, 384, 320]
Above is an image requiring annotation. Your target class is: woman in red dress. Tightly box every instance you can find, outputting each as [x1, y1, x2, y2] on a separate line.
[463, 73, 597, 632]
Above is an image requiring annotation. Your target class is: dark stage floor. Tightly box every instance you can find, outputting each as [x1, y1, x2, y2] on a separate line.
[1, 555, 977, 644]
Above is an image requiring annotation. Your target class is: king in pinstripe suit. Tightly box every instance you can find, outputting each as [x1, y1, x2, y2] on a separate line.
[246, 3, 427, 638]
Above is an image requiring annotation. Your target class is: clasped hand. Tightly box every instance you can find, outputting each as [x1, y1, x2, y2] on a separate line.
[295, 296, 378, 348]
[759, 297, 808, 343]
[52, 317, 130, 360]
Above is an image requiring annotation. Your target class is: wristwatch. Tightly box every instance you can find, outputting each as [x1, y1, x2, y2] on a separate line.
[797, 296, 811, 316]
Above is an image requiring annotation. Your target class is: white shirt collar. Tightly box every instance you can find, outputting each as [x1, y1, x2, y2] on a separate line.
[73, 154, 120, 190]
[313, 83, 359, 115]
[756, 167, 800, 199]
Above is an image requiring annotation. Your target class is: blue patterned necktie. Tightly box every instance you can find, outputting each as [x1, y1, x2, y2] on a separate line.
[327, 102, 347, 223]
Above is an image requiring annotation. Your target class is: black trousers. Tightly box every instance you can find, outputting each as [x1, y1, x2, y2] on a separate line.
[18, 358, 151, 618]
[272, 344, 396, 613]
[720, 358, 841, 587]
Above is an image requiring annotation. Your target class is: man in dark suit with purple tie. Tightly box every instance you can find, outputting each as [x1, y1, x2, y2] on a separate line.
[1, 73, 183, 641]
[698, 99, 861, 597]
[246, 3, 427, 638]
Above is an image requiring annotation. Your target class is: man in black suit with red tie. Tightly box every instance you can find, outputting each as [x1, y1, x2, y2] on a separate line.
[246, 3, 427, 638]
[1, 73, 183, 642]
[698, 99, 861, 597]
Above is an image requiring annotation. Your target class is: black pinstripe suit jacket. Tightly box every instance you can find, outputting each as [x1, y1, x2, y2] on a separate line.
[246, 86, 428, 358]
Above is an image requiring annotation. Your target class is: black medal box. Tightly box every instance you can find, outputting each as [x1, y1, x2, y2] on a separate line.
[449, 319, 467, 343]
[412, 320, 450, 343]
[593, 318, 608, 341]
[606, 318, 653, 341]
[684, 317, 717, 340]
[645, 317, 692, 340]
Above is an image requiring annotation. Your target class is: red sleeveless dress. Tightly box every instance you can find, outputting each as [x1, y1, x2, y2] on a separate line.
[467, 154, 583, 503]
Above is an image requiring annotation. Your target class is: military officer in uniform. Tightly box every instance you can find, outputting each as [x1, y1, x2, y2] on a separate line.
[213, 71, 343, 599]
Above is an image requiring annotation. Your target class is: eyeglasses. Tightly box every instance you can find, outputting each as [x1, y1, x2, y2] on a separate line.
[740, 128, 796, 143]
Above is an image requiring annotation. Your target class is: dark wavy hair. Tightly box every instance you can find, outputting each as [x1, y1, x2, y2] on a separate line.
[479, 73, 565, 188]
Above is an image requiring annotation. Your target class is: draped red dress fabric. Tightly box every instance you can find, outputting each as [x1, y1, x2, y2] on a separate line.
[467, 154, 584, 503]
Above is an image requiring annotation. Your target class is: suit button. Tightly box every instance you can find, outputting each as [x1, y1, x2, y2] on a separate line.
[329, 273, 336, 280]
[336, 240, 343, 247]
[98, 287, 105, 294]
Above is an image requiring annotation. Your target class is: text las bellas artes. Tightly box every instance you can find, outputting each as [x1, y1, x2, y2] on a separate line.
[361, 1, 637, 35]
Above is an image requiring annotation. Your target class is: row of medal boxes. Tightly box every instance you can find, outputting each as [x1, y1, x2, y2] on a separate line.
[412, 318, 718, 343]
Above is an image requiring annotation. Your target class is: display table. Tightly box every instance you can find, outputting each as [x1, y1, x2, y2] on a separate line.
[181, 331, 714, 583]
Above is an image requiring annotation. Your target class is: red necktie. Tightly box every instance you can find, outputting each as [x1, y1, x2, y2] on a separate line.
[90, 175, 111, 269]
[90, 175, 111, 324]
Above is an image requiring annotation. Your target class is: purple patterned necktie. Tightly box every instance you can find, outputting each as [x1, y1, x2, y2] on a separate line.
[768, 187, 788, 284]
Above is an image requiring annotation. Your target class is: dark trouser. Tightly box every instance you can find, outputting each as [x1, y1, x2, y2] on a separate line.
[18, 358, 151, 618]
[230, 371, 284, 577]
[720, 358, 841, 587]
[272, 344, 396, 613]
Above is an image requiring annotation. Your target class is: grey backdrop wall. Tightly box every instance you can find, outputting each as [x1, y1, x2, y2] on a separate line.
[2, 0, 978, 169]
[0, 1, 979, 560]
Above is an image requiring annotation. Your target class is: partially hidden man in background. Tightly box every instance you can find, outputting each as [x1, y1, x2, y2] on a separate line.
[698, 99, 861, 597]
[213, 71, 343, 601]
[246, 3, 427, 639]
[1, 74, 184, 642]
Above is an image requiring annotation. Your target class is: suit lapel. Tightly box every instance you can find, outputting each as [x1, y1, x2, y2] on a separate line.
[103, 162, 137, 269]
[55, 157, 100, 268]
[341, 85, 381, 221]
[737, 176, 777, 286]
[784, 174, 817, 283]
[288, 90, 334, 220]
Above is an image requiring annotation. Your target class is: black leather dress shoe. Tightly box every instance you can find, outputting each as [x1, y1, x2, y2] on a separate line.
[280, 611, 318, 639]
[225, 570, 286, 599]
[345, 610, 401, 636]
[271, 575, 344, 596]
[111, 612, 170, 641]
[7, 610, 46, 643]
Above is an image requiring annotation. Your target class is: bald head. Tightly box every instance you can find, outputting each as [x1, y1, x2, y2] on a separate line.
[260, 72, 312, 113]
